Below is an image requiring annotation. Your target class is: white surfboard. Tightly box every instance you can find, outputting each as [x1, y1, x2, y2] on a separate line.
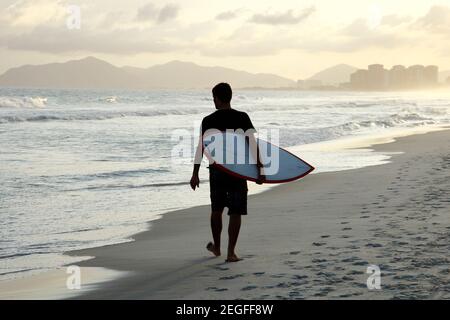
[203, 131, 314, 183]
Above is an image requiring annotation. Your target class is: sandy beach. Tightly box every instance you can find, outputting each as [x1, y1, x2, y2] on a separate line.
[2, 128, 450, 299]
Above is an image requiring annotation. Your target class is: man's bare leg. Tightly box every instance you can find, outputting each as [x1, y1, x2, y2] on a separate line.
[226, 214, 242, 262]
[207, 209, 223, 256]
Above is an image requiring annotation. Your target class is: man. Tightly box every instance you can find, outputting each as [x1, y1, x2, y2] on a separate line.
[190, 83, 264, 263]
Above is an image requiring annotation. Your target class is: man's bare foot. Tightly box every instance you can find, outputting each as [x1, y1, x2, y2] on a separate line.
[225, 254, 242, 262]
[206, 242, 221, 257]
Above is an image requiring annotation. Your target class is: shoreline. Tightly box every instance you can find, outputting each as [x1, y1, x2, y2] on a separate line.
[1, 126, 450, 299]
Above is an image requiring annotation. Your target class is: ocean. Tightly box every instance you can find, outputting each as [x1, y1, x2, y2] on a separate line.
[1, 87, 450, 281]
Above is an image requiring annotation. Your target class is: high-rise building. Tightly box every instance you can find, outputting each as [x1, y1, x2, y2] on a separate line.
[367, 64, 388, 90]
[389, 65, 407, 89]
[424, 65, 439, 86]
[406, 65, 425, 88]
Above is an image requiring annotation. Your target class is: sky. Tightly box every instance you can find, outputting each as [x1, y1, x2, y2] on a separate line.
[1, 0, 450, 79]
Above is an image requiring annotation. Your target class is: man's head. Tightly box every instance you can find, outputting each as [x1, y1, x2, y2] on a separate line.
[212, 83, 232, 109]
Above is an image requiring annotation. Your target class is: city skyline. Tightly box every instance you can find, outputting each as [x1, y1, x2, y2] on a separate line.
[349, 64, 440, 91]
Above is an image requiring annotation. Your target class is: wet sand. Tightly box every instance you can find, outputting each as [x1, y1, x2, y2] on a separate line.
[65, 128, 450, 299]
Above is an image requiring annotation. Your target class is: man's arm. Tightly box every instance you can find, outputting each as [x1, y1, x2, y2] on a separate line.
[248, 132, 265, 184]
[190, 127, 203, 190]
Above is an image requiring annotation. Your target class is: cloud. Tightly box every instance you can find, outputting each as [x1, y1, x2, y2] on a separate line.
[136, 3, 158, 21]
[215, 9, 240, 21]
[249, 6, 315, 25]
[415, 5, 450, 34]
[381, 14, 412, 27]
[295, 17, 411, 54]
[0, 0, 211, 56]
[341, 18, 373, 36]
[157, 4, 179, 23]
[135, 3, 179, 24]
[3, 26, 179, 54]
[1, 0, 67, 27]
[0, 1, 188, 55]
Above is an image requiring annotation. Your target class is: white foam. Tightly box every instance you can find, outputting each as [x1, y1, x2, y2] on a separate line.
[0, 96, 47, 108]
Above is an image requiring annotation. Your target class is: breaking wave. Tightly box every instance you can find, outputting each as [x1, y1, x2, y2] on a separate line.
[0, 96, 47, 108]
[0, 108, 205, 123]
[330, 112, 434, 134]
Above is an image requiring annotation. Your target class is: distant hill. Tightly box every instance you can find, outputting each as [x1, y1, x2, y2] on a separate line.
[0, 57, 296, 90]
[0, 57, 136, 89]
[307, 64, 358, 85]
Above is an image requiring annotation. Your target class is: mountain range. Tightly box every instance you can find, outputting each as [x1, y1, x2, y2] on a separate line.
[1, 57, 447, 89]
[0, 57, 297, 90]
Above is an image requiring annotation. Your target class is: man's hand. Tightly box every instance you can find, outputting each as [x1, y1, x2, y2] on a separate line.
[256, 167, 265, 185]
[190, 174, 200, 190]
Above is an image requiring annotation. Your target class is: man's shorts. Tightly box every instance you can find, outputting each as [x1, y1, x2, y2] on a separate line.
[209, 166, 248, 215]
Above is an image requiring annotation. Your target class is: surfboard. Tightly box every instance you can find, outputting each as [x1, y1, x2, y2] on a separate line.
[202, 131, 314, 184]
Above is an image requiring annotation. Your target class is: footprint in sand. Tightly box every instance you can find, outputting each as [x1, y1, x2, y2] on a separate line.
[271, 273, 287, 279]
[241, 285, 258, 291]
[342, 256, 361, 263]
[366, 243, 383, 248]
[219, 274, 244, 280]
[213, 266, 230, 271]
[288, 291, 303, 298]
[206, 287, 229, 292]
[347, 270, 363, 275]
[314, 287, 334, 297]
[206, 286, 217, 290]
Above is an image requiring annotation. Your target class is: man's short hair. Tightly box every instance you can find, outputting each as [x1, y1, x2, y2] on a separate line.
[212, 83, 232, 103]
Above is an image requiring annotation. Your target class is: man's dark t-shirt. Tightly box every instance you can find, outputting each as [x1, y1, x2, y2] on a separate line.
[200, 108, 255, 215]
[201, 109, 255, 135]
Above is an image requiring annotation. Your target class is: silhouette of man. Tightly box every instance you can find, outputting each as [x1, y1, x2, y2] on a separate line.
[190, 83, 264, 262]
